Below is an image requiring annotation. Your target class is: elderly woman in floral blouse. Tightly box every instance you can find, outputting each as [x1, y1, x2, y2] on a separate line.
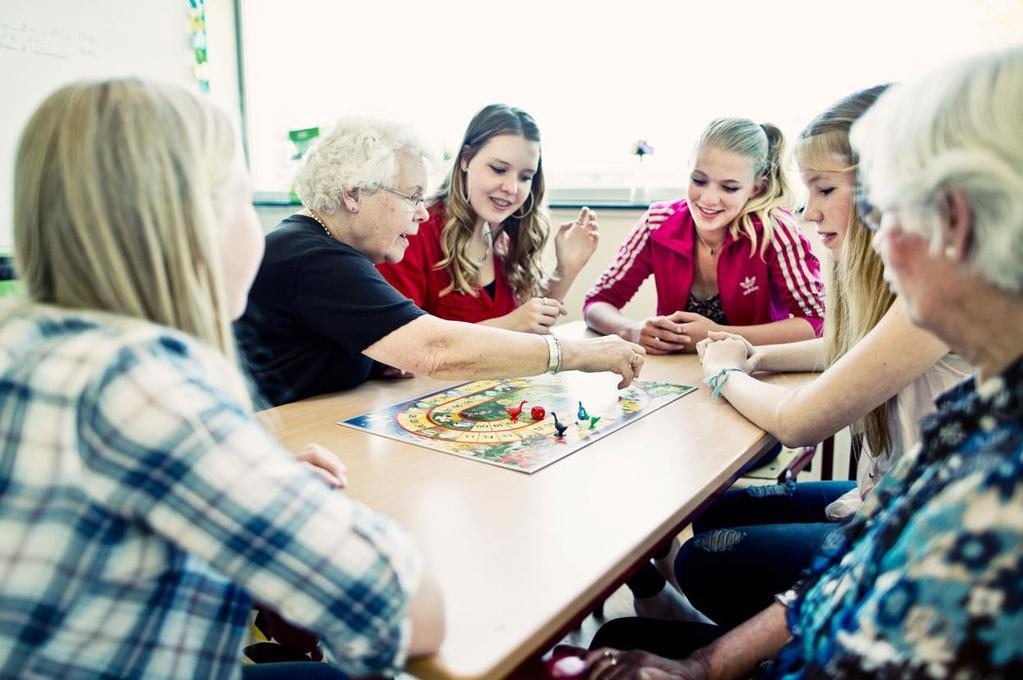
[566, 46, 1023, 680]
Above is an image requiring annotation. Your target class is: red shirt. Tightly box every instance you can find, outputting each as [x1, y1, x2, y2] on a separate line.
[584, 200, 825, 335]
[377, 204, 519, 324]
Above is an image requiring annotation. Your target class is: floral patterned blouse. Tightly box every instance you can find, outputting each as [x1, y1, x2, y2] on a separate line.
[765, 354, 1023, 679]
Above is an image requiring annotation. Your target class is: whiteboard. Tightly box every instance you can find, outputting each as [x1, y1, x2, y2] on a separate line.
[0, 0, 197, 250]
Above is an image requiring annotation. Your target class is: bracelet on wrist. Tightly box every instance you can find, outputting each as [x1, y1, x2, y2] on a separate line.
[543, 334, 562, 375]
[703, 367, 746, 398]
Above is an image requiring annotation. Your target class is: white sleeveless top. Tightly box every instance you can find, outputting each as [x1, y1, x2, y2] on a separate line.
[824, 352, 972, 520]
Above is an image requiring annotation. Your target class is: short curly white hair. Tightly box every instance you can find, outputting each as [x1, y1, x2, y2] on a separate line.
[295, 117, 431, 215]
[851, 47, 1023, 293]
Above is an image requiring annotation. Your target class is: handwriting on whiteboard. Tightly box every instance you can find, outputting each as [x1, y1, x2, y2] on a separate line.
[0, 21, 100, 60]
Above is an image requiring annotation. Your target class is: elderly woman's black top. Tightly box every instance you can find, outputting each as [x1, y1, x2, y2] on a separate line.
[237, 215, 424, 406]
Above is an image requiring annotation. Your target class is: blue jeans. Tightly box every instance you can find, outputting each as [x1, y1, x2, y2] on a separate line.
[675, 480, 855, 628]
[625, 445, 786, 599]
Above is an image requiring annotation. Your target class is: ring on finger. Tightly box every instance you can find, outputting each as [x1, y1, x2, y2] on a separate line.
[602, 650, 615, 660]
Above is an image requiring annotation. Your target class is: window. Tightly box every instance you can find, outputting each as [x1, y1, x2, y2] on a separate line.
[238, 0, 1020, 203]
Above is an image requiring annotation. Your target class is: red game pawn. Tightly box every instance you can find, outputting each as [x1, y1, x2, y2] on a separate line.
[505, 400, 527, 422]
[530, 405, 546, 421]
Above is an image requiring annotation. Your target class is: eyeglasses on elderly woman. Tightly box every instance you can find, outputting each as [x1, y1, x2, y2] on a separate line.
[376, 185, 425, 213]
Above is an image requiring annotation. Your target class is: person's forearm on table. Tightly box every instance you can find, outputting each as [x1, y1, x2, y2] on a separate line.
[584, 301, 636, 340]
[365, 315, 549, 378]
[751, 337, 826, 373]
[714, 318, 817, 348]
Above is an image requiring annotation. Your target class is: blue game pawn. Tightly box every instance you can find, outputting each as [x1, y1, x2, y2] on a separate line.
[551, 412, 568, 438]
[577, 401, 589, 421]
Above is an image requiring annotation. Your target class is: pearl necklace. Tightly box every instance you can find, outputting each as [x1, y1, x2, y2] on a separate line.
[307, 209, 333, 240]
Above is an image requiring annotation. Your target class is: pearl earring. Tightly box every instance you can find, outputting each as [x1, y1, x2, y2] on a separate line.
[944, 246, 956, 259]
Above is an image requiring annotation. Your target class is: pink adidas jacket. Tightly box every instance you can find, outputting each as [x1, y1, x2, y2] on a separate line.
[584, 199, 825, 336]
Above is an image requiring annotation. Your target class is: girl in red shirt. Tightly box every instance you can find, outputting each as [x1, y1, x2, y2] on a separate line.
[584, 118, 825, 353]
[378, 104, 599, 334]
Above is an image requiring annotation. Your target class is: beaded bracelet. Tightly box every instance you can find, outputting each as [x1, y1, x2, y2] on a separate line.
[703, 367, 746, 398]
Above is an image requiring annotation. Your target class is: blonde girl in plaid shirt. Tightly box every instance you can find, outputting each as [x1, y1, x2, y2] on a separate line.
[0, 79, 443, 679]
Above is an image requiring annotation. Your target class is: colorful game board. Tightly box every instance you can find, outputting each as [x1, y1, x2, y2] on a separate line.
[341, 373, 695, 473]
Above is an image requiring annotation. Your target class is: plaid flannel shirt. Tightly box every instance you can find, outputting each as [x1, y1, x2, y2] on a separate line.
[0, 302, 420, 679]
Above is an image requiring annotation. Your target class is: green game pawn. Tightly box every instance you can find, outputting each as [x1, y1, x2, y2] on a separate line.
[588, 415, 602, 429]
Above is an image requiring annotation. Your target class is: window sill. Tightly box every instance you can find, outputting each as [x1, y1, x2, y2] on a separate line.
[253, 187, 682, 211]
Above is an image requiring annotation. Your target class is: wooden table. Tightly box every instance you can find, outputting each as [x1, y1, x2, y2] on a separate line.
[257, 322, 811, 679]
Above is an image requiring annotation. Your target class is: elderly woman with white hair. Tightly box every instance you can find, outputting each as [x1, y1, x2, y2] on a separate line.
[559, 46, 1023, 680]
[238, 119, 644, 406]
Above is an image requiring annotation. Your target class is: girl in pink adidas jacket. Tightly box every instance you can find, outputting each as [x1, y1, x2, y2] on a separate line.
[585, 118, 825, 354]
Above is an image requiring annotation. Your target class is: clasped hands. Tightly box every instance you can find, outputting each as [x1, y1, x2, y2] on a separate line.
[628, 311, 719, 354]
[697, 330, 758, 377]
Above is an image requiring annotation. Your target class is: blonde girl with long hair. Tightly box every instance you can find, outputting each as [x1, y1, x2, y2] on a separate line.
[660, 86, 972, 628]
[377, 103, 600, 334]
[0, 79, 443, 678]
[585, 118, 826, 353]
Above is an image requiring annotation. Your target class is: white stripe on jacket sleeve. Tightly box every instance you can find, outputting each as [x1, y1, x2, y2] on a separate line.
[769, 214, 825, 318]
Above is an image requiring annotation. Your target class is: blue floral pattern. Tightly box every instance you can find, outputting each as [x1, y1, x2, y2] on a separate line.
[765, 355, 1023, 679]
